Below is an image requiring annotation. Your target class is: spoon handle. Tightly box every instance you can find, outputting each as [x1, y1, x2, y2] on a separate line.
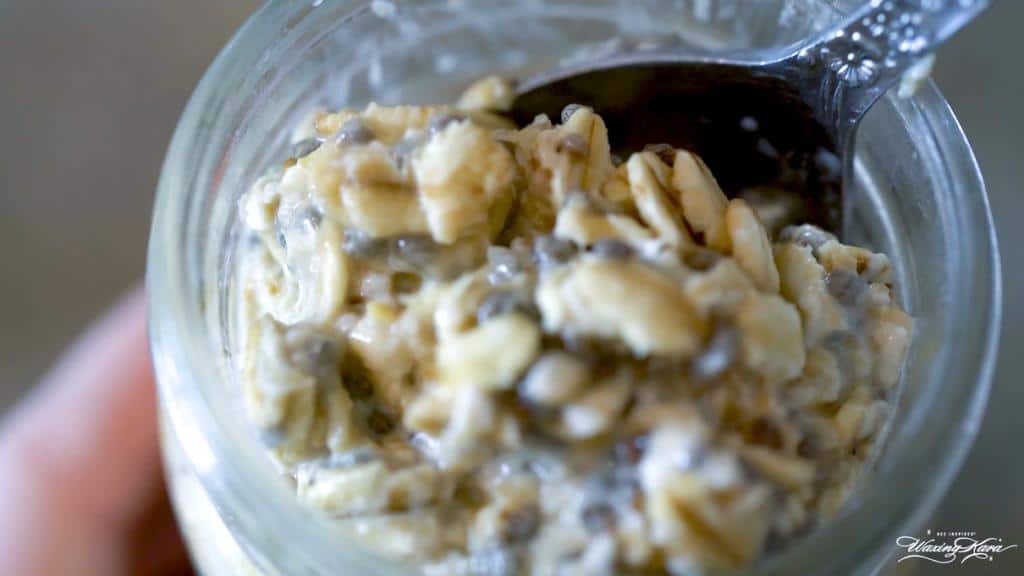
[794, 0, 990, 145]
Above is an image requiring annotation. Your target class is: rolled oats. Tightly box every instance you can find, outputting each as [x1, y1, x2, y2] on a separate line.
[736, 292, 806, 384]
[233, 82, 913, 574]
[552, 193, 653, 248]
[673, 149, 731, 252]
[518, 352, 590, 408]
[457, 75, 516, 112]
[536, 258, 706, 358]
[558, 376, 632, 439]
[775, 242, 847, 346]
[627, 153, 693, 248]
[413, 120, 517, 244]
[438, 313, 541, 390]
[727, 198, 780, 293]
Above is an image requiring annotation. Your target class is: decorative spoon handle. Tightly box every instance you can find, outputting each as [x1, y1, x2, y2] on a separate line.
[788, 0, 990, 146]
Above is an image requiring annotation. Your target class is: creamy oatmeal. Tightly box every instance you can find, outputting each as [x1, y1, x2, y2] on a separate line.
[233, 76, 912, 574]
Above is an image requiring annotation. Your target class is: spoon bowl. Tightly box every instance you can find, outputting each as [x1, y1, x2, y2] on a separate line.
[510, 0, 990, 235]
[512, 60, 845, 232]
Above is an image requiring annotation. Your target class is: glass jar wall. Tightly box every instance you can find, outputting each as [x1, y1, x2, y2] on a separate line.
[147, 1, 1000, 574]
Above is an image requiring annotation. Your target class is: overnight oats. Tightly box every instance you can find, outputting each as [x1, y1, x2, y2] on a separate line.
[231, 77, 912, 574]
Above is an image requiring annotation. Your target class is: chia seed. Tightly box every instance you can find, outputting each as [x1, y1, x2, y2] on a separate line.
[258, 425, 287, 448]
[590, 238, 634, 260]
[325, 447, 378, 469]
[366, 409, 395, 436]
[486, 246, 523, 285]
[683, 248, 721, 271]
[391, 272, 422, 294]
[825, 268, 867, 309]
[391, 236, 438, 273]
[560, 103, 583, 124]
[336, 118, 375, 145]
[468, 548, 518, 576]
[341, 351, 375, 400]
[291, 137, 323, 159]
[556, 133, 588, 156]
[643, 143, 676, 165]
[614, 435, 648, 465]
[392, 132, 425, 170]
[532, 235, 576, 269]
[580, 501, 617, 532]
[691, 324, 739, 380]
[343, 229, 390, 259]
[477, 290, 540, 324]
[779, 224, 835, 250]
[501, 505, 540, 544]
[427, 112, 465, 134]
[301, 207, 323, 232]
[287, 331, 338, 376]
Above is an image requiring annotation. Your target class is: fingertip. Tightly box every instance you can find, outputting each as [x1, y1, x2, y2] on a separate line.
[0, 281, 162, 531]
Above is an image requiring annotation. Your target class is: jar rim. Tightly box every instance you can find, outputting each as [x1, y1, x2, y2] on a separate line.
[147, 1, 1002, 574]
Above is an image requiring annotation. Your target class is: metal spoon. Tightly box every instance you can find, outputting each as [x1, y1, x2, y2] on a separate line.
[510, 0, 989, 234]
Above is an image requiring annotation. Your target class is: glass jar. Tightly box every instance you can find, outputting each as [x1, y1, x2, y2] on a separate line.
[147, 1, 1001, 574]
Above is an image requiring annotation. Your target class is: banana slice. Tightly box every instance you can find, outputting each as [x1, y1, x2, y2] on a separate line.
[413, 120, 517, 244]
[553, 193, 653, 248]
[243, 316, 356, 465]
[254, 218, 348, 327]
[243, 316, 315, 427]
[297, 459, 446, 515]
[318, 143, 425, 237]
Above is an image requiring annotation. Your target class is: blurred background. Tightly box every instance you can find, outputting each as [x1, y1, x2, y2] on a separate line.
[0, 0, 1019, 573]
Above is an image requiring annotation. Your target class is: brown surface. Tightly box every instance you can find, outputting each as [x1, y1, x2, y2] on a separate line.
[0, 0, 260, 407]
[0, 1, 1019, 573]
[925, 3, 1024, 574]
